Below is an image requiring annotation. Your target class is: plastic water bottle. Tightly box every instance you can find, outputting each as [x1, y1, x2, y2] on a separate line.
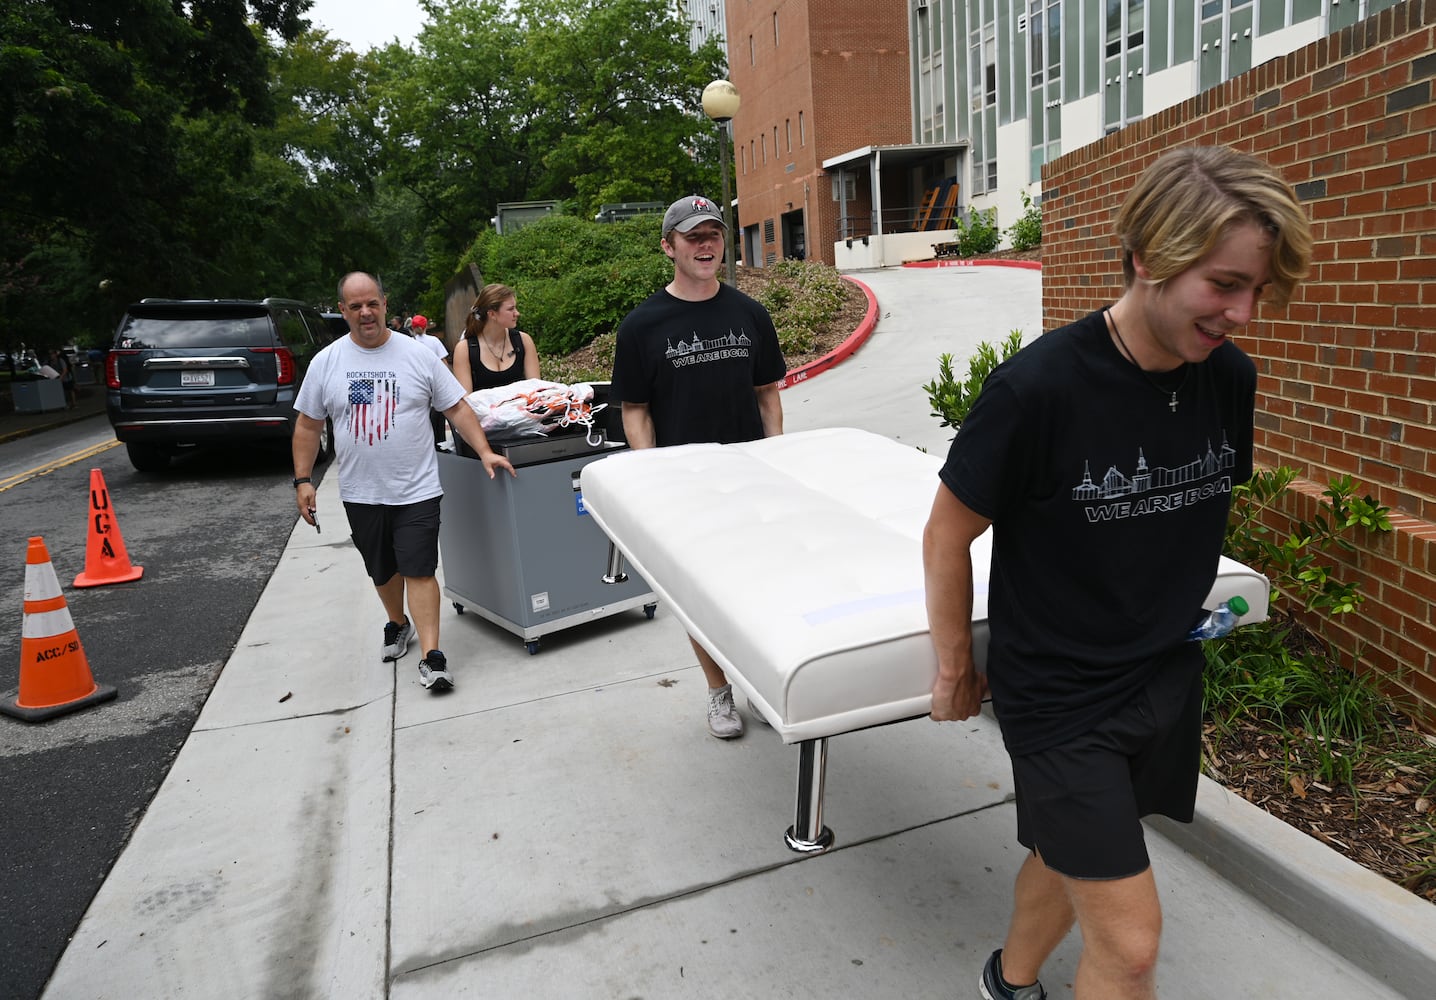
[1186, 595, 1250, 641]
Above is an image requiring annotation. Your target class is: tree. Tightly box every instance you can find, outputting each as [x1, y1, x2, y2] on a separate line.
[0, 1, 313, 345]
[517, 0, 725, 214]
[369, 0, 724, 306]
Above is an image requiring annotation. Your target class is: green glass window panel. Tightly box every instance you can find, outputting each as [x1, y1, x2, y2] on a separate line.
[1126, 53, 1143, 119]
[1150, 0, 1169, 71]
[1128, 0, 1145, 48]
[1048, 1, 1062, 78]
[998, 0, 1012, 123]
[1104, 55, 1122, 128]
[1083, 0, 1103, 97]
[1292, 0, 1321, 22]
[1199, 17, 1222, 92]
[1258, 0, 1285, 33]
[1329, 0, 1359, 30]
[1174, 0, 1195, 64]
[1064, 1, 1082, 101]
[1229, 5, 1253, 77]
[1030, 9, 1045, 86]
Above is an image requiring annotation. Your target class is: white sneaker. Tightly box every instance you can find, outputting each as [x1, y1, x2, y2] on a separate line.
[706, 684, 744, 739]
[382, 618, 414, 662]
[418, 650, 453, 692]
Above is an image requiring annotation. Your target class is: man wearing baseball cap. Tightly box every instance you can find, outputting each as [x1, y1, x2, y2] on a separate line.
[610, 195, 787, 739]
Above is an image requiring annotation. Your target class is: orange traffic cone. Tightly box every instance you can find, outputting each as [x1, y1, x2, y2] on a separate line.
[2, 536, 117, 722]
[73, 468, 143, 587]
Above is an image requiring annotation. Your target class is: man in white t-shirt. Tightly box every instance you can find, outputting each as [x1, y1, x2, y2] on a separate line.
[409, 314, 451, 449]
[291, 272, 514, 692]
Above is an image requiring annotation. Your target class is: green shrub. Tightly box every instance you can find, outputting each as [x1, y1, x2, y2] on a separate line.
[922, 329, 1025, 432]
[458, 213, 669, 356]
[952, 207, 1001, 257]
[1007, 191, 1042, 252]
[1202, 469, 1395, 784]
[757, 259, 848, 358]
[459, 216, 851, 362]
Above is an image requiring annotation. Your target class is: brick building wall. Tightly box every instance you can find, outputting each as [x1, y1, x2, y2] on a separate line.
[726, 0, 911, 266]
[1041, 0, 1436, 721]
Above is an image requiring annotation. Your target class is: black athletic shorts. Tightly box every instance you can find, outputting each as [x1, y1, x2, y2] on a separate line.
[343, 496, 442, 585]
[1011, 645, 1204, 880]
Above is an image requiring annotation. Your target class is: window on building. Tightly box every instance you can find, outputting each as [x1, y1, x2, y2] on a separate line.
[773, 11, 780, 46]
[799, 111, 805, 146]
[785, 119, 791, 152]
[773, 126, 779, 159]
[1029, 0, 1063, 181]
[1103, 0, 1145, 131]
[761, 134, 767, 164]
[967, 4, 998, 194]
[750, 34, 755, 65]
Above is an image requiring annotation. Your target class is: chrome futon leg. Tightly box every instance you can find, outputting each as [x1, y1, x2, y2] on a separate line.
[784, 737, 835, 854]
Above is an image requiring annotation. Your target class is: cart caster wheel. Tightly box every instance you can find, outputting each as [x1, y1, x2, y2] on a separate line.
[526, 640, 541, 655]
[453, 602, 465, 615]
[644, 603, 657, 620]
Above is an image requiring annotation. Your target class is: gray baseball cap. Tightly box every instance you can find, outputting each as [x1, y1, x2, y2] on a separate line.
[662, 195, 726, 234]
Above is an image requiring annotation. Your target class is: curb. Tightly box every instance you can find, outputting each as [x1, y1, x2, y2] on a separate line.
[902, 258, 1042, 270]
[1151, 776, 1436, 996]
[776, 276, 879, 390]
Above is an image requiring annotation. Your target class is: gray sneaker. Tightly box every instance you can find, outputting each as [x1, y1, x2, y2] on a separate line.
[418, 650, 453, 692]
[382, 618, 414, 662]
[979, 949, 1047, 1000]
[706, 683, 743, 739]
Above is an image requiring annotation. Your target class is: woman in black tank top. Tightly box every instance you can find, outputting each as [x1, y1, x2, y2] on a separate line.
[453, 283, 542, 394]
[451, 283, 543, 455]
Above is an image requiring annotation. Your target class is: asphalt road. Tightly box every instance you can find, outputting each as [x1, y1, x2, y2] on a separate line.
[0, 417, 326, 1000]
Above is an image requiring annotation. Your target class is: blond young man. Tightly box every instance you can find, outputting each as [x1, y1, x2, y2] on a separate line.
[926, 147, 1313, 999]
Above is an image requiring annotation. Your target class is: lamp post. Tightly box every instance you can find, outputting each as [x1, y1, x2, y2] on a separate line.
[701, 79, 741, 286]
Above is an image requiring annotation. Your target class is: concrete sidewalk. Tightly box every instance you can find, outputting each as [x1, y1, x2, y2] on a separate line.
[42, 268, 1435, 998]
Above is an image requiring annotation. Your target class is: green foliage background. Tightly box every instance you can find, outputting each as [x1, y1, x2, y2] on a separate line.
[1, 0, 724, 353]
[463, 214, 673, 357]
[462, 216, 855, 373]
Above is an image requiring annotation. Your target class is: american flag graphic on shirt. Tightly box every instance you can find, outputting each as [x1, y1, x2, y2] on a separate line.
[347, 374, 400, 444]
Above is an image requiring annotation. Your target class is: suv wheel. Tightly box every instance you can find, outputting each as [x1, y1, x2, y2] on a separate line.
[126, 442, 171, 473]
[316, 417, 336, 464]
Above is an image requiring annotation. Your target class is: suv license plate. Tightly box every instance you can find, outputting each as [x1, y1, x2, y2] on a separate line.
[181, 371, 215, 387]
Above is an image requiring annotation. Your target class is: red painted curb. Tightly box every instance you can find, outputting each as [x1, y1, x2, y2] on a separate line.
[903, 258, 1042, 270]
[777, 276, 878, 390]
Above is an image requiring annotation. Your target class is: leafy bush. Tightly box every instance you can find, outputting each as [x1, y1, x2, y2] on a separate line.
[1007, 191, 1042, 252]
[922, 329, 1025, 432]
[756, 259, 848, 357]
[952, 207, 1001, 257]
[459, 213, 670, 356]
[1202, 469, 1395, 778]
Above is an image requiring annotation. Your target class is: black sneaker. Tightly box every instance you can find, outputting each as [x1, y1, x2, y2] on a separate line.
[418, 649, 453, 692]
[382, 618, 414, 662]
[980, 950, 1047, 1000]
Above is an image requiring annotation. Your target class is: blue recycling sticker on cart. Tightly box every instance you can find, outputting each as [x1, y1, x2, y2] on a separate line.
[575, 491, 588, 516]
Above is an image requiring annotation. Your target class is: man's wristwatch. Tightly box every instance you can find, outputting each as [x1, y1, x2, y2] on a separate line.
[292, 477, 312, 488]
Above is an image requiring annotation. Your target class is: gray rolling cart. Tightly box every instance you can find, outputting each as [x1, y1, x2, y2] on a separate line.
[436, 432, 657, 653]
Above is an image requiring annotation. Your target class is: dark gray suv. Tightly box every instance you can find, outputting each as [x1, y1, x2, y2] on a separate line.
[106, 298, 338, 472]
